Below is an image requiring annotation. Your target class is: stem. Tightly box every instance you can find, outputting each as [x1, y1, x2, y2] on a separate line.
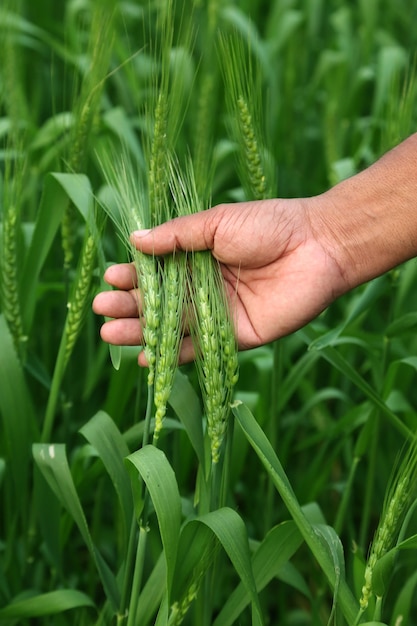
[118, 515, 139, 623]
[197, 460, 218, 626]
[359, 338, 391, 549]
[200, 413, 235, 626]
[119, 382, 155, 624]
[360, 412, 380, 551]
[143, 383, 154, 448]
[219, 411, 235, 509]
[209, 460, 220, 512]
[127, 524, 149, 626]
[353, 608, 365, 626]
[373, 596, 383, 621]
[41, 336, 68, 442]
[334, 456, 361, 536]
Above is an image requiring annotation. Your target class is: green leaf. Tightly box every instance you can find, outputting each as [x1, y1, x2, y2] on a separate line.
[308, 276, 387, 350]
[276, 561, 311, 598]
[385, 311, 417, 337]
[136, 555, 166, 626]
[172, 508, 264, 626]
[79, 411, 133, 543]
[33, 466, 62, 572]
[169, 514, 217, 609]
[0, 458, 5, 490]
[154, 592, 169, 626]
[0, 589, 95, 618]
[266, 9, 304, 54]
[277, 350, 320, 412]
[391, 569, 417, 626]
[200, 508, 264, 626]
[32, 443, 120, 610]
[30, 112, 73, 150]
[109, 343, 122, 371]
[102, 107, 145, 168]
[300, 327, 411, 439]
[126, 445, 181, 598]
[373, 45, 407, 116]
[21, 172, 93, 331]
[383, 356, 417, 402]
[313, 524, 346, 621]
[232, 401, 359, 624]
[0, 315, 36, 522]
[396, 532, 417, 550]
[169, 369, 205, 468]
[215, 521, 303, 626]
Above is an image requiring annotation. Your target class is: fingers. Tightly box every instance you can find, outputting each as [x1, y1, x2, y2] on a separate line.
[94, 288, 197, 364]
[131, 207, 222, 255]
[103, 262, 138, 290]
[137, 335, 196, 367]
[93, 290, 140, 319]
[99, 317, 143, 346]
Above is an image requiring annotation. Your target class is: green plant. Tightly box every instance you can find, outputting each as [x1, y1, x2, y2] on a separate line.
[1, 1, 417, 625]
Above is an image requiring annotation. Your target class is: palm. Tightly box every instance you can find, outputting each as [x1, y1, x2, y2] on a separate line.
[219, 240, 339, 351]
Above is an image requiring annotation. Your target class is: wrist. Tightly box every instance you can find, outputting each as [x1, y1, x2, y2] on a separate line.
[309, 135, 417, 292]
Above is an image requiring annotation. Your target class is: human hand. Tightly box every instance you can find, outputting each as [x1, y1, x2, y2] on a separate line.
[93, 197, 349, 365]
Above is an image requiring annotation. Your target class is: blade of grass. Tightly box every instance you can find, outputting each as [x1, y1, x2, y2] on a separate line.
[169, 507, 264, 626]
[20, 172, 93, 332]
[136, 554, 166, 626]
[32, 443, 120, 611]
[79, 411, 133, 544]
[0, 314, 36, 527]
[125, 445, 181, 601]
[300, 327, 411, 439]
[168, 369, 205, 469]
[0, 589, 95, 619]
[214, 521, 303, 626]
[232, 400, 359, 624]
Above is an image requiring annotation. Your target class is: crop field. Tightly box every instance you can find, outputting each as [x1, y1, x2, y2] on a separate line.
[1, 0, 417, 624]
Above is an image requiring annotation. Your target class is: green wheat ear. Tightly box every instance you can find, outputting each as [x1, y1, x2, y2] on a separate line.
[190, 251, 238, 464]
[170, 157, 239, 464]
[359, 435, 417, 611]
[153, 251, 187, 442]
[0, 1, 29, 357]
[63, 231, 97, 370]
[218, 32, 274, 200]
[1, 199, 25, 354]
[144, 0, 195, 224]
[62, 6, 115, 271]
[99, 151, 161, 387]
[0, 141, 26, 357]
[100, 149, 190, 443]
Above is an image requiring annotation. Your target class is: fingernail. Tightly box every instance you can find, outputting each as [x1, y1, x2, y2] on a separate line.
[132, 229, 152, 238]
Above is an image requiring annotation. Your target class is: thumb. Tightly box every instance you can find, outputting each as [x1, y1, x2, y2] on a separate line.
[131, 208, 219, 255]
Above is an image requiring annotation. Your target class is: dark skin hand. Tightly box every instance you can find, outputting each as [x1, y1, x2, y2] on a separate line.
[93, 133, 417, 365]
[93, 197, 347, 364]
